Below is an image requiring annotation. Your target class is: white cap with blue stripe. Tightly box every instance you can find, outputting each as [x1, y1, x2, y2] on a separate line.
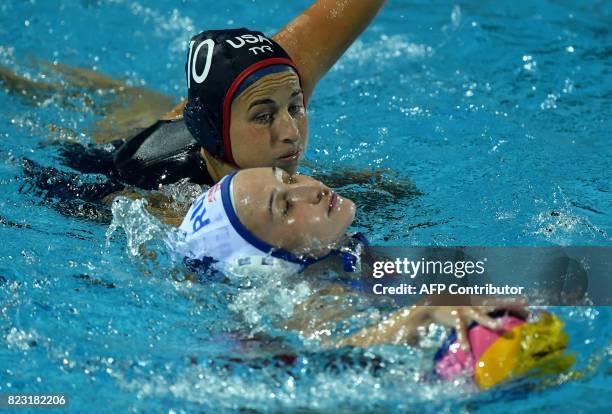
[178, 172, 308, 273]
[177, 172, 367, 276]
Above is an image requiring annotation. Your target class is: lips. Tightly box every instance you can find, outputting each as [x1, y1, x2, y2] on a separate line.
[328, 192, 338, 215]
[278, 147, 301, 162]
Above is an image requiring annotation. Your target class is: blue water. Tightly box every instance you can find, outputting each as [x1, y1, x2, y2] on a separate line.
[1, 0, 611, 412]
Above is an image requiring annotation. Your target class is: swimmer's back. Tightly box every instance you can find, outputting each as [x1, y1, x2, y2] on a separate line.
[113, 119, 212, 189]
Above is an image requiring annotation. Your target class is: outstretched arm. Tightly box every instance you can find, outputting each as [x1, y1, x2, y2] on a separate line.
[338, 295, 529, 349]
[273, 0, 386, 103]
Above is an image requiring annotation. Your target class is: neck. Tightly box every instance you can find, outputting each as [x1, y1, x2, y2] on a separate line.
[200, 148, 238, 182]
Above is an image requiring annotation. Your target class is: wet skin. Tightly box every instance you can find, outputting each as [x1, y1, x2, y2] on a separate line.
[229, 71, 307, 175]
[231, 167, 355, 257]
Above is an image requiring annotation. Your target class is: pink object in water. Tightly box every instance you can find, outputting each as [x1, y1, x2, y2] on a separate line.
[434, 316, 524, 380]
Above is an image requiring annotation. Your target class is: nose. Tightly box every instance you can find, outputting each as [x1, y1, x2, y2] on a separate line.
[274, 109, 300, 144]
[286, 181, 329, 204]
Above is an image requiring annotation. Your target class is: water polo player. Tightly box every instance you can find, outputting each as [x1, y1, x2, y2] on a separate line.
[178, 167, 359, 273]
[113, 0, 387, 189]
[176, 166, 532, 355]
[176, 177, 567, 389]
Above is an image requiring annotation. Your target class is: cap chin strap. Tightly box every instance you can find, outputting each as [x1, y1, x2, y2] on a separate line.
[222, 233, 369, 275]
[184, 234, 368, 278]
[221, 255, 302, 277]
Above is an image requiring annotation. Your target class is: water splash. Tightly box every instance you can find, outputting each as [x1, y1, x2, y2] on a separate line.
[227, 270, 312, 330]
[529, 188, 610, 244]
[341, 34, 433, 68]
[106, 196, 185, 260]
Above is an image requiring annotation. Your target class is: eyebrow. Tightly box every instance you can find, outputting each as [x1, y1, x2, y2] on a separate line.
[248, 90, 303, 110]
[249, 98, 275, 110]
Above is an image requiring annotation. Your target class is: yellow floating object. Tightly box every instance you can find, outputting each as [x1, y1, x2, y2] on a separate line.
[474, 312, 574, 389]
[474, 324, 523, 389]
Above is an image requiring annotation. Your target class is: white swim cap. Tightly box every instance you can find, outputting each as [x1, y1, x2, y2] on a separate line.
[177, 172, 367, 276]
[178, 172, 307, 273]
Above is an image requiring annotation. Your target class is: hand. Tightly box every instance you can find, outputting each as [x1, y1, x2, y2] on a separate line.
[420, 300, 529, 352]
[422, 307, 502, 352]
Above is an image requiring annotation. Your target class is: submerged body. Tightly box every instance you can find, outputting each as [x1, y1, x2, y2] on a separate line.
[174, 167, 539, 359]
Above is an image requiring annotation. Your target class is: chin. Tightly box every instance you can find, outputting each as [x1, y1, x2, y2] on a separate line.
[331, 212, 355, 245]
[303, 242, 338, 259]
[341, 198, 357, 224]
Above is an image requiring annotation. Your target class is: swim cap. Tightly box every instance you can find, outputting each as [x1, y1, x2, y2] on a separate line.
[183, 28, 301, 165]
[178, 172, 309, 273]
[178, 172, 365, 275]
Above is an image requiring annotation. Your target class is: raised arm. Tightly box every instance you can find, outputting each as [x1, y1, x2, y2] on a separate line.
[162, 1, 385, 119]
[273, 0, 386, 103]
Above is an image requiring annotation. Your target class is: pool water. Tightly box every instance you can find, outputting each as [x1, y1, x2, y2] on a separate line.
[1, 0, 611, 412]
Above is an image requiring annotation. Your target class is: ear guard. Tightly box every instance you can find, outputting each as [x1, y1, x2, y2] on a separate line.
[183, 97, 224, 159]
